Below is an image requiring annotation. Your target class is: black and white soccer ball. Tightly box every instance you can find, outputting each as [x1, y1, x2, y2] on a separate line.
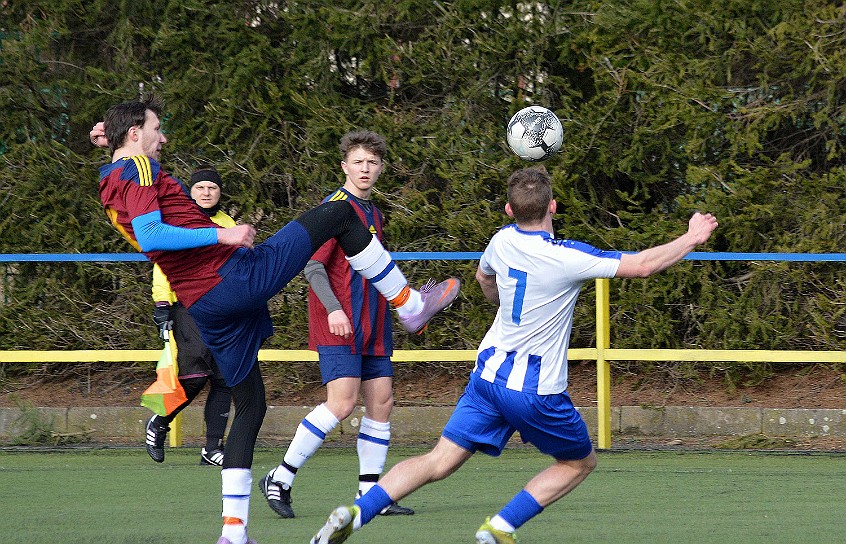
[506, 106, 564, 162]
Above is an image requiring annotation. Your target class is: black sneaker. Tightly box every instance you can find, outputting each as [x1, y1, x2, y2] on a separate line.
[259, 474, 295, 518]
[356, 490, 415, 516]
[145, 415, 169, 463]
[200, 447, 224, 466]
[379, 502, 415, 516]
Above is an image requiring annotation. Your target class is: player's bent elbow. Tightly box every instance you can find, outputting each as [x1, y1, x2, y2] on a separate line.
[134, 235, 157, 253]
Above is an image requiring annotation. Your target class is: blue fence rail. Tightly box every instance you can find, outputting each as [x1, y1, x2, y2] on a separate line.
[2, 251, 845, 448]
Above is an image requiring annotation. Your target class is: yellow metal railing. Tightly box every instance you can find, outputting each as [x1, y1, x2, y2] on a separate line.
[4, 279, 846, 448]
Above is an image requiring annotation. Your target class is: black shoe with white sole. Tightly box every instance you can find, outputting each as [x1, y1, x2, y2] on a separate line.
[200, 447, 224, 466]
[259, 474, 295, 518]
[144, 415, 169, 463]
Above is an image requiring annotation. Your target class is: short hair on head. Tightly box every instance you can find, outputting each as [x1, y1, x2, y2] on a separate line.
[339, 130, 387, 161]
[103, 95, 164, 155]
[507, 167, 553, 224]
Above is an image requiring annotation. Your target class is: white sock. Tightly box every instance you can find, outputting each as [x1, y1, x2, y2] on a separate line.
[221, 468, 251, 541]
[490, 515, 516, 533]
[357, 418, 391, 495]
[345, 236, 408, 301]
[221, 522, 247, 544]
[273, 403, 339, 486]
[393, 289, 423, 317]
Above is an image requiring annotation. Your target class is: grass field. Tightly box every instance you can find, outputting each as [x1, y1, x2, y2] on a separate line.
[2, 446, 844, 543]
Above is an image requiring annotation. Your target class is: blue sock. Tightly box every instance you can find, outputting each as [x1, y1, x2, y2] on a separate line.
[497, 490, 544, 529]
[354, 484, 393, 525]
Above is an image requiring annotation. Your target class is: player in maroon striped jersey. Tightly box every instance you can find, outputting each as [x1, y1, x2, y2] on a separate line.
[92, 101, 459, 544]
[260, 131, 413, 520]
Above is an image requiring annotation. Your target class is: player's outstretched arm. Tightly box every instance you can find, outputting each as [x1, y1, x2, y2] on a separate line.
[616, 212, 718, 278]
[217, 224, 256, 249]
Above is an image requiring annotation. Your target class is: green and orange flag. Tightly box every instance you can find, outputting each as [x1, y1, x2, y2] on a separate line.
[140, 334, 187, 416]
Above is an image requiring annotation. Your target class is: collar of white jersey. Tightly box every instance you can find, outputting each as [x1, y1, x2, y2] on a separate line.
[507, 223, 553, 240]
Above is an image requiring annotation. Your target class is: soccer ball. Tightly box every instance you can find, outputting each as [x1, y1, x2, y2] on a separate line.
[506, 106, 564, 162]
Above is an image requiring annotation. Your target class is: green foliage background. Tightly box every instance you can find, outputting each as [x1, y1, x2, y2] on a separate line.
[2, 1, 846, 383]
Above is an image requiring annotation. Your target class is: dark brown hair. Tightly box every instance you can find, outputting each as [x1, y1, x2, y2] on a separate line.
[103, 96, 164, 155]
[339, 130, 387, 161]
[506, 167, 553, 224]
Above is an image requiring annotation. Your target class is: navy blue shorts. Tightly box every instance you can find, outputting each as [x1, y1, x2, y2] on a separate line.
[189, 222, 314, 387]
[317, 345, 393, 384]
[442, 373, 593, 461]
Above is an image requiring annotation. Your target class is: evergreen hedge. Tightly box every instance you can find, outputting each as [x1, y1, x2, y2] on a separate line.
[2, 1, 845, 383]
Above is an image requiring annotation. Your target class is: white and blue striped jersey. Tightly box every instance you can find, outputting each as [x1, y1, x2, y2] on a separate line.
[474, 224, 622, 395]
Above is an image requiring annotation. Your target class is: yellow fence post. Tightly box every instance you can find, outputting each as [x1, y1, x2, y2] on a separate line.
[170, 412, 183, 447]
[595, 278, 612, 449]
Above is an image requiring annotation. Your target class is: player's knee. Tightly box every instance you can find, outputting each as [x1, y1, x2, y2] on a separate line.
[326, 398, 356, 420]
[210, 376, 229, 391]
[296, 200, 361, 252]
[425, 452, 464, 481]
[367, 396, 394, 421]
[579, 451, 597, 474]
[179, 376, 207, 399]
[238, 395, 267, 424]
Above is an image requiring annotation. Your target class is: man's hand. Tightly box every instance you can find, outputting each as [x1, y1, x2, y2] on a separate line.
[217, 224, 256, 249]
[686, 212, 719, 245]
[152, 303, 173, 342]
[89, 121, 108, 148]
[327, 310, 352, 338]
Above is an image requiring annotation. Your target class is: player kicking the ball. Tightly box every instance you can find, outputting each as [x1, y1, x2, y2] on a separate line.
[310, 166, 717, 544]
[91, 97, 459, 544]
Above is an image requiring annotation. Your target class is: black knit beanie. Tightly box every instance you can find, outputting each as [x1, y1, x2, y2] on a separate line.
[190, 168, 223, 192]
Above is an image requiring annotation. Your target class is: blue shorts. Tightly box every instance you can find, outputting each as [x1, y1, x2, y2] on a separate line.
[442, 373, 593, 461]
[189, 222, 314, 387]
[317, 345, 393, 384]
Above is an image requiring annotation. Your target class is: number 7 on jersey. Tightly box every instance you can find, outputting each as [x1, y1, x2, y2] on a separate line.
[508, 267, 527, 325]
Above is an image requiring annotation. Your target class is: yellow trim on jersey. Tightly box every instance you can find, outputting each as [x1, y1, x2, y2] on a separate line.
[327, 190, 348, 202]
[151, 210, 236, 303]
[130, 155, 154, 187]
[105, 207, 141, 251]
[326, 190, 375, 233]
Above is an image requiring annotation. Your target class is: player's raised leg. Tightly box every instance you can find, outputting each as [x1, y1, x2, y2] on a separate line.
[293, 201, 460, 333]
